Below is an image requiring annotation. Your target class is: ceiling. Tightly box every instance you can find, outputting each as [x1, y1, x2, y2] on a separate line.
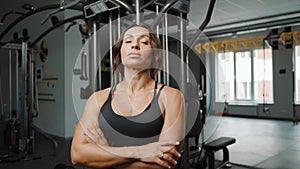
[1, 0, 300, 37]
[188, 0, 300, 34]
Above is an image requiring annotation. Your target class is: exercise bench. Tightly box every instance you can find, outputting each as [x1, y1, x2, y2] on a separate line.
[204, 137, 236, 169]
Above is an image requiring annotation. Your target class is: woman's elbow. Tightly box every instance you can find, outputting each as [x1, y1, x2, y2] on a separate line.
[70, 147, 79, 165]
[70, 144, 85, 165]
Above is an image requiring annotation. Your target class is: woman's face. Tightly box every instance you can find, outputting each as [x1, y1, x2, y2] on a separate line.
[120, 26, 153, 71]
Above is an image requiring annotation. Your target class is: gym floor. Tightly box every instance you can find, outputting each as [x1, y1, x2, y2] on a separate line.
[0, 116, 299, 169]
[208, 116, 300, 169]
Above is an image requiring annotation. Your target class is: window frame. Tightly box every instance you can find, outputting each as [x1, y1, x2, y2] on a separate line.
[215, 48, 274, 104]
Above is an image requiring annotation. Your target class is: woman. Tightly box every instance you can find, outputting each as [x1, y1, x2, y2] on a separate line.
[71, 23, 184, 169]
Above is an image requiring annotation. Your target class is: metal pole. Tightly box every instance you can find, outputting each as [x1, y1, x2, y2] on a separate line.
[30, 15, 83, 48]
[20, 41, 28, 154]
[97, 23, 102, 90]
[117, 9, 122, 83]
[186, 0, 216, 48]
[136, 0, 140, 24]
[9, 50, 12, 119]
[150, 0, 178, 30]
[0, 4, 81, 41]
[93, 21, 99, 91]
[162, 15, 166, 84]
[164, 13, 170, 85]
[179, 12, 188, 169]
[0, 65, 3, 118]
[186, 52, 190, 83]
[15, 50, 19, 118]
[118, 9, 121, 37]
[112, 0, 135, 14]
[156, 5, 161, 83]
[109, 12, 114, 87]
[28, 52, 34, 154]
[180, 12, 186, 96]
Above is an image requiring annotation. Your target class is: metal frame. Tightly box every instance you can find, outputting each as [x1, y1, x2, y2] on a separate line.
[0, 0, 218, 167]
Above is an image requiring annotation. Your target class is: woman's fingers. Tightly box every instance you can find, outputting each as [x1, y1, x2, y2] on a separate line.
[84, 127, 108, 145]
[84, 127, 94, 140]
[158, 141, 180, 156]
[95, 128, 104, 137]
[137, 140, 181, 168]
[167, 147, 181, 158]
[154, 157, 172, 169]
[157, 142, 181, 168]
[84, 135, 94, 143]
[156, 154, 178, 169]
[162, 153, 177, 165]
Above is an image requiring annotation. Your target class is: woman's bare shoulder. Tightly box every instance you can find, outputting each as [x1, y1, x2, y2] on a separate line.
[160, 85, 182, 98]
[158, 85, 184, 109]
[93, 87, 111, 98]
[87, 87, 112, 109]
[158, 85, 184, 119]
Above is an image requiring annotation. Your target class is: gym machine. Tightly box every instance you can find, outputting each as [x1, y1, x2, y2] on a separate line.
[0, 0, 237, 168]
[0, 2, 83, 162]
[71, 1, 221, 168]
[0, 29, 43, 162]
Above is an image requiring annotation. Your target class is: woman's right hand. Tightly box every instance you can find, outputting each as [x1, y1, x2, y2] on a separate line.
[84, 126, 109, 146]
[137, 141, 181, 168]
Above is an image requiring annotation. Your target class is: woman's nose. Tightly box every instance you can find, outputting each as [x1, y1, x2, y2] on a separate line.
[131, 42, 140, 49]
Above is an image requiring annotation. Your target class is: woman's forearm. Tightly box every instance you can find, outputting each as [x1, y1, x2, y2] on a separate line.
[71, 142, 136, 168]
[116, 151, 179, 169]
[116, 161, 165, 169]
[71, 138, 179, 168]
[71, 124, 137, 168]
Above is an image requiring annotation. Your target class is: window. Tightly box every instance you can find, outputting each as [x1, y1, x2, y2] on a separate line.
[236, 51, 252, 100]
[215, 52, 234, 102]
[253, 48, 273, 103]
[215, 48, 273, 103]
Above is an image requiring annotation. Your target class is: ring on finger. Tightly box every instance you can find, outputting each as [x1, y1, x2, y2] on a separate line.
[160, 153, 164, 159]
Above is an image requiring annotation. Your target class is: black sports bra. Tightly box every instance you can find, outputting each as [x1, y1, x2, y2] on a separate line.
[99, 81, 165, 147]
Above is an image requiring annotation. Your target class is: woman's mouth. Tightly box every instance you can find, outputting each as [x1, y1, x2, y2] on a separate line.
[128, 53, 141, 57]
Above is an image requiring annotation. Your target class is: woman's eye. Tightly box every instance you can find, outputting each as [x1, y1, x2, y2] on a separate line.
[141, 41, 148, 45]
[125, 40, 131, 43]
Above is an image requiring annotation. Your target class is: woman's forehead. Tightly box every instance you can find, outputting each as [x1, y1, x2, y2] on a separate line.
[124, 26, 150, 37]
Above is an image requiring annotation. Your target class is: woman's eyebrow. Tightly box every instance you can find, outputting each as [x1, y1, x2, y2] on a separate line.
[124, 33, 150, 38]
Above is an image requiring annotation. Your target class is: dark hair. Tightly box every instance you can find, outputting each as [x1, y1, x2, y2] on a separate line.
[112, 23, 162, 78]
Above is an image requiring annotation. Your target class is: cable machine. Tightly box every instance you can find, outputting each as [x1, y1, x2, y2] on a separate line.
[0, 0, 220, 167]
[70, 1, 217, 168]
[0, 2, 84, 162]
[0, 30, 42, 161]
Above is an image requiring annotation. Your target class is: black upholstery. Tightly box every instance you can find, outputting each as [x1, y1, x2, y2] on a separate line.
[204, 137, 236, 169]
[204, 137, 236, 151]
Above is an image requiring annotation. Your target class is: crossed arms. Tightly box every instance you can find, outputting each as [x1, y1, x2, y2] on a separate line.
[71, 87, 184, 169]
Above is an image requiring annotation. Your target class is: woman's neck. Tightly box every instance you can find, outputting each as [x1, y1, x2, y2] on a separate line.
[122, 69, 154, 95]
